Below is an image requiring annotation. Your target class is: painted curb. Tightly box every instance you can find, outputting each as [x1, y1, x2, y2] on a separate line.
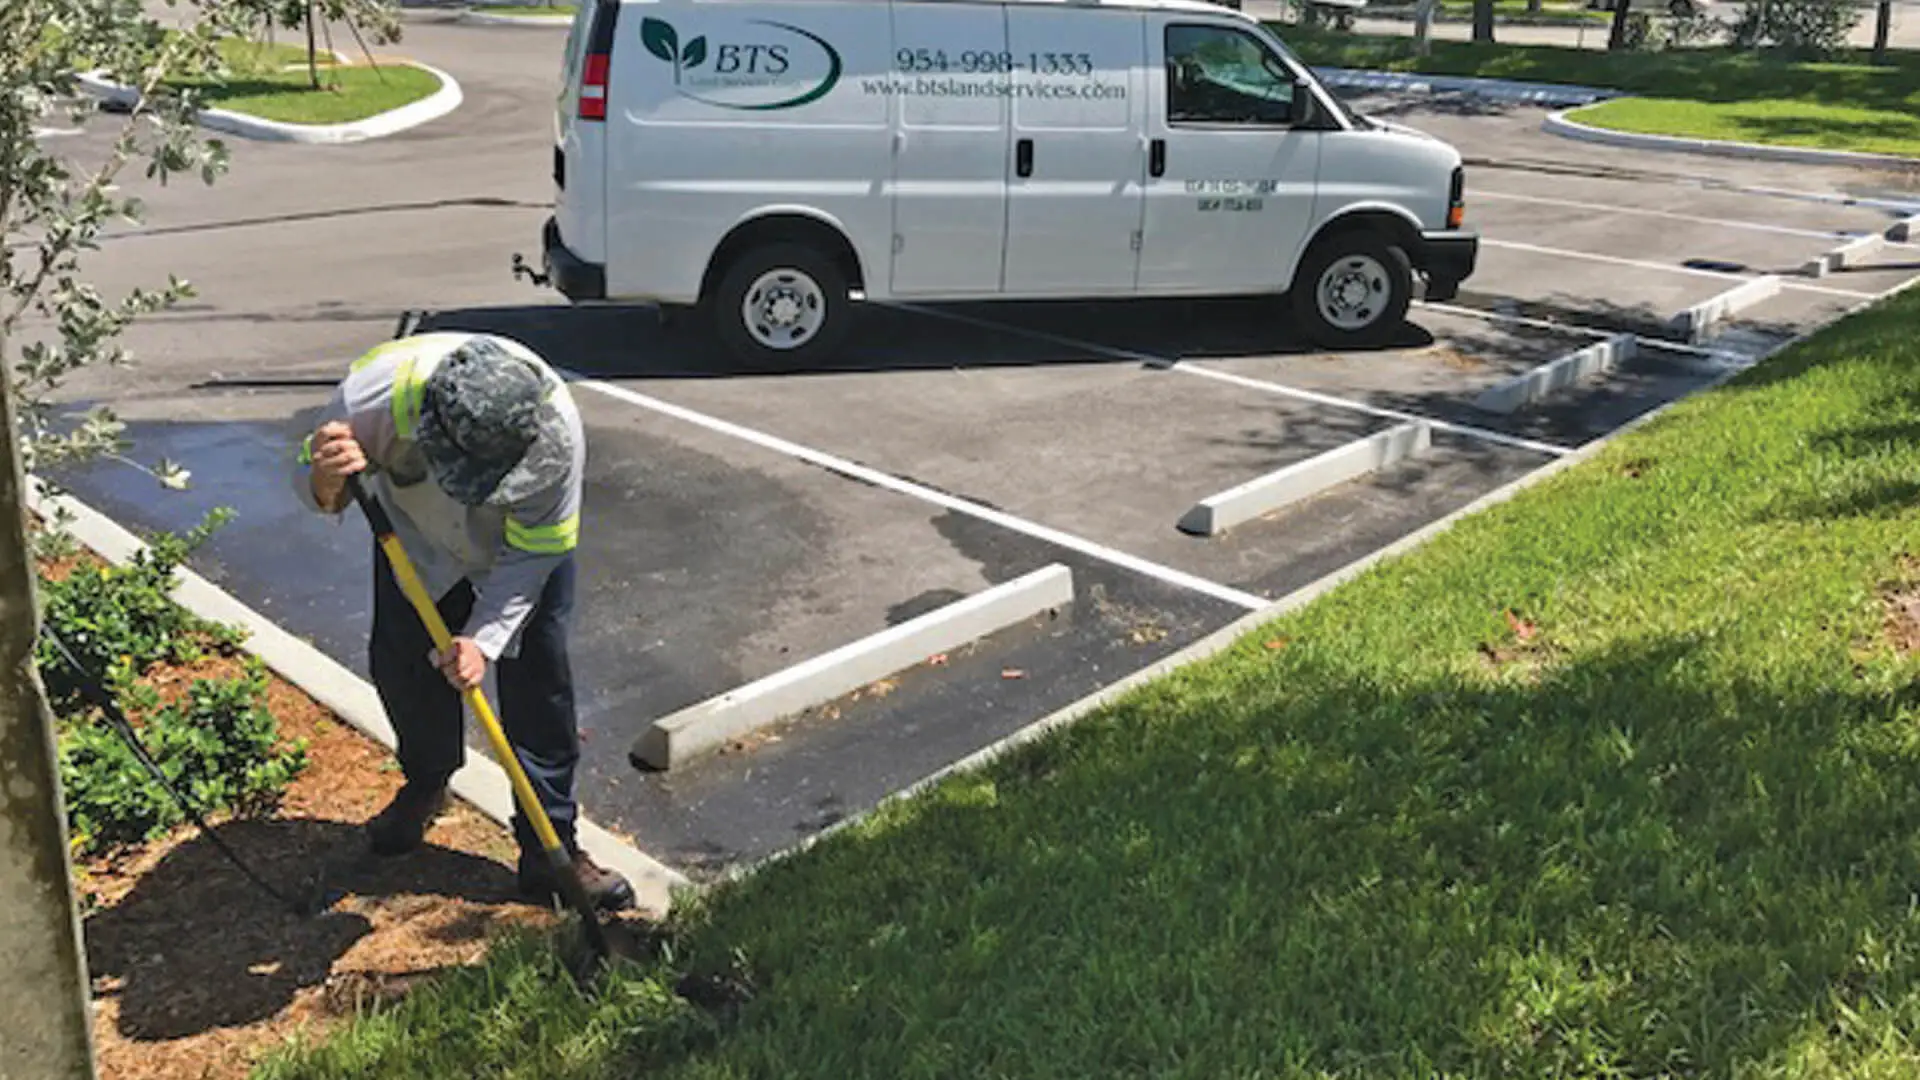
[75, 60, 462, 145]
[1178, 422, 1432, 536]
[1545, 107, 1920, 171]
[738, 269, 1920, 889]
[1471, 333, 1637, 413]
[1671, 275, 1782, 344]
[632, 564, 1076, 771]
[1802, 232, 1888, 277]
[1313, 66, 1615, 107]
[26, 480, 690, 916]
[456, 8, 576, 25]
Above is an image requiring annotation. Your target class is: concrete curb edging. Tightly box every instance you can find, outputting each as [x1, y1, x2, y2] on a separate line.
[456, 8, 576, 25]
[1671, 275, 1781, 344]
[1471, 334, 1637, 414]
[632, 564, 1076, 771]
[1803, 233, 1888, 277]
[74, 60, 463, 144]
[1313, 66, 1615, 107]
[1178, 423, 1432, 536]
[25, 480, 689, 916]
[733, 267, 1920, 891]
[1544, 107, 1920, 171]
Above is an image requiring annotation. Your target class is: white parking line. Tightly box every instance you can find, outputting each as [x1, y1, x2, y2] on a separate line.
[893, 302, 1574, 458]
[1481, 238, 1877, 299]
[1414, 300, 1747, 361]
[1171, 364, 1572, 457]
[1472, 188, 1915, 245]
[564, 374, 1272, 612]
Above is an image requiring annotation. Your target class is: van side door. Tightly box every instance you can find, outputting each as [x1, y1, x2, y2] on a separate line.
[888, 0, 1014, 297]
[1137, 18, 1323, 295]
[1000, 6, 1148, 296]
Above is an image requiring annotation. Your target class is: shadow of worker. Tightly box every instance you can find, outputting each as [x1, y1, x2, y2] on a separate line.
[83, 816, 531, 1041]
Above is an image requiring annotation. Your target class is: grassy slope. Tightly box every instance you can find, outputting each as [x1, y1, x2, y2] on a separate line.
[258, 284, 1920, 1078]
[167, 38, 441, 125]
[1280, 27, 1920, 158]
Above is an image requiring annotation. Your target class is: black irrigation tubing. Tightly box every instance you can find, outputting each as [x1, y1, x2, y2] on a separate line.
[39, 626, 326, 916]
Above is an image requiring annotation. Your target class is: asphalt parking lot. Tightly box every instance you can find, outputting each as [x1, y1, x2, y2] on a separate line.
[43, 20, 1920, 878]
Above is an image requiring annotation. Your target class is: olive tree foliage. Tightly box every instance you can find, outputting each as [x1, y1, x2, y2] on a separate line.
[1, 0, 247, 486]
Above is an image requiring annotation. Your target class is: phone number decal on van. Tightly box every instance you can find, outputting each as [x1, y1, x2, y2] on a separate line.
[895, 49, 1097, 77]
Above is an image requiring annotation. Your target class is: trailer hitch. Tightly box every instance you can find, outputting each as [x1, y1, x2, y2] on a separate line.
[510, 252, 551, 288]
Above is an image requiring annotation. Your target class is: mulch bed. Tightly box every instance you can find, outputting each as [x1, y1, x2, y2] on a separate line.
[48, 548, 576, 1080]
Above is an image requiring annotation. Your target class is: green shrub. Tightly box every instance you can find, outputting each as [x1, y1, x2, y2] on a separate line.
[58, 661, 308, 856]
[35, 508, 242, 708]
[34, 509, 307, 858]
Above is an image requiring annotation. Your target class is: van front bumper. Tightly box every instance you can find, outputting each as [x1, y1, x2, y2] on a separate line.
[1412, 229, 1477, 302]
[542, 216, 606, 302]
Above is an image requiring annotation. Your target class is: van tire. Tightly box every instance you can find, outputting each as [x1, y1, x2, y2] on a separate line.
[711, 243, 851, 366]
[1290, 231, 1413, 350]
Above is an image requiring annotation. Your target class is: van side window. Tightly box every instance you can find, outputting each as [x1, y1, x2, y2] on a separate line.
[1164, 25, 1295, 126]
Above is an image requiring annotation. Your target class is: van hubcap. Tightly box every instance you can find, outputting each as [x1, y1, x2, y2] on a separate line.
[742, 268, 826, 350]
[1315, 254, 1390, 332]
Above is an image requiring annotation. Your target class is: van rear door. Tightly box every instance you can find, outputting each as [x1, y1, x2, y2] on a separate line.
[553, 0, 617, 271]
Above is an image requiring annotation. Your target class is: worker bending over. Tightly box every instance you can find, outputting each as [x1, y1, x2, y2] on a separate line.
[295, 331, 633, 912]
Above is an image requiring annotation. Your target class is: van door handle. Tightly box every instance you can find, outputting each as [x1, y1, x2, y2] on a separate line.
[1016, 138, 1034, 179]
[1149, 138, 1165, 178]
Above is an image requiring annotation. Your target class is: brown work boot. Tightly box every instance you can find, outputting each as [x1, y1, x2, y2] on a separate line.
[517, 847, 636, 912]
[365, 779, 449, 856]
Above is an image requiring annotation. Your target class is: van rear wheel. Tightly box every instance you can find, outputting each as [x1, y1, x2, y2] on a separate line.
[1290, 231, 1413, 350]
[713, 243, 851, 367]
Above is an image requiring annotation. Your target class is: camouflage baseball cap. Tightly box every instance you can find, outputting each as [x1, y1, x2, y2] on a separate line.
[414, 335, 570, 507]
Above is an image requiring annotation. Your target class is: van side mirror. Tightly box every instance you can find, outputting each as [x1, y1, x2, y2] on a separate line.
[1290, 81, 1321, 127]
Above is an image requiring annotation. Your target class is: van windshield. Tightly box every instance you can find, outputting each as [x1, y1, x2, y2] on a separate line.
[1260, 28, 1368, 128]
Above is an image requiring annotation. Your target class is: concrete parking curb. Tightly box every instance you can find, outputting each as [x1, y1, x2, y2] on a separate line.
[26, 479, 689, 916]
[1544, 107, 1920, 171]
[632, 564, 1076, 771]
[1471, 334, 1637, 413]
[74, 61, 462, 144]
[455, 8, 575, 25]
[1178, 423, 1432, 537]
[1313, 66, 1615, 107]
[1803, 232, 1889, 277]
[1671, 275, 1782, 344]
[739, 272, 1920, 889]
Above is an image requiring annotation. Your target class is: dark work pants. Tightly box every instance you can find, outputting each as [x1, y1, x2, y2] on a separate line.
[368, 542, 580, 858]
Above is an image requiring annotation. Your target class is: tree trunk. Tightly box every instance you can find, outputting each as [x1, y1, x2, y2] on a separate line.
[1874, 0, 1893, 63]
[0, 326, 99, 1080]
[305, 3, 320, 90]
[1415, 0, 1440, 54]
[1473, 0, 1497, 41]
[1607, 0, 1635, 49]
[1528, 0, 1542, 13]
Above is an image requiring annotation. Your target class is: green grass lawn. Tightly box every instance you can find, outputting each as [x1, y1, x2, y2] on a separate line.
[164, 37, 441, 125]
[1282, 28, 1920, 158]
[256, 285, 1920, 1078]
[1569, 94, 1920, 158]
[1437, 0, 1611, 25]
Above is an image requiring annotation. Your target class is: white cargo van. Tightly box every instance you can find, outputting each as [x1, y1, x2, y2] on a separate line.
[528, 0, 1477, 364]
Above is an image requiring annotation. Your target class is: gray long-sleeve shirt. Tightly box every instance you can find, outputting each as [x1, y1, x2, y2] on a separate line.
[292, 332, 585, 660]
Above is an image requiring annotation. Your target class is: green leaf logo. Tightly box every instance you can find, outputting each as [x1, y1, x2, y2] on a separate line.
[641, 17, 678, 64]
[682, 36, 707, 70]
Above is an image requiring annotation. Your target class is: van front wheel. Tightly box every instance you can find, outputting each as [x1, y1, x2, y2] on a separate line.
[1290, 232, 1413, 350]
[713, 243, 851, 366]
